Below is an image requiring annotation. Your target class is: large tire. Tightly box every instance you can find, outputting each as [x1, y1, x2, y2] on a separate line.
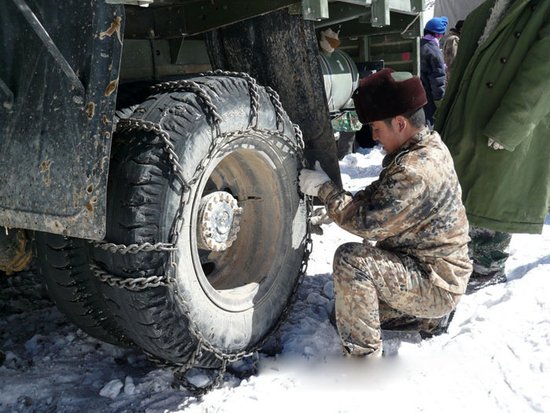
[94, 74, 308, 366]
[33, 233, 131, 347]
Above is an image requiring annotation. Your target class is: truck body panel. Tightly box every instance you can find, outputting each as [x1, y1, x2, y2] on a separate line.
[0, 0, 423, 239]
[0, 0, 123, 239]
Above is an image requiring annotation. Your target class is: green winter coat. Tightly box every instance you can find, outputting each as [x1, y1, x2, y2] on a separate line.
[435, 0, 550, 234]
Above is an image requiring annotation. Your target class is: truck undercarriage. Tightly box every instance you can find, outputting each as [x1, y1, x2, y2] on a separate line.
[0, 0, 423, 389]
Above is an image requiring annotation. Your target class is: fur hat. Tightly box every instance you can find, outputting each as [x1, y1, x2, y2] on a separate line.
[352, 69, 427, 123]
[425, 16, 449, 34]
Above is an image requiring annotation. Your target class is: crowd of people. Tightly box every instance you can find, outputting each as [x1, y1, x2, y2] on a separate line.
[302, 0, 550, 358]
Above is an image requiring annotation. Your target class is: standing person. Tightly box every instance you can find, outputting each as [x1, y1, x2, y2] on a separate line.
[435, 0, 550, 293]
[442, 20, 464, 83]
[420, 16, 448, 128]
[299, 69, 472, 357]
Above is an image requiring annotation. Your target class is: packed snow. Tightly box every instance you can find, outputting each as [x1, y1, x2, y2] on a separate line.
[1, 147, 549, 413]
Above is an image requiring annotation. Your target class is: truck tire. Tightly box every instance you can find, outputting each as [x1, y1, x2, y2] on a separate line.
[94, 74, 309, 366]
[34, 233, 131, 347]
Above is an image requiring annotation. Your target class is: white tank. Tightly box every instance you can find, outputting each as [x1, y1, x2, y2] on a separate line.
[318, 49, 359, 113]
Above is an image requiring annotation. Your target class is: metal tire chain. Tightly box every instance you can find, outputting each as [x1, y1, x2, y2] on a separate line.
[264, 86, 287, 133]
[202, 69, 290, 135]
[92, 73, 312, 395]
[90, 262, 174, 290]
[146, 193, 312, 397]
[143, 126, 312, 396]
[200, 70, 261, 129]
[92, 241, 176, 254]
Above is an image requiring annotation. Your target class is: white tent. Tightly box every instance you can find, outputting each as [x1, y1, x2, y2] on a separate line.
[434, 0, 486, 29]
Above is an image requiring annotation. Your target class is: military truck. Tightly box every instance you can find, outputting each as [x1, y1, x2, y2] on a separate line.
[0, 0, 424, 382]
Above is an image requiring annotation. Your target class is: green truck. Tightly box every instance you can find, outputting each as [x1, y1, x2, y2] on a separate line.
[0, 0, 424, 382]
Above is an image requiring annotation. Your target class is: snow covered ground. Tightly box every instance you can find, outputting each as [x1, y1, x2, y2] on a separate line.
[1, 147, 549, 413]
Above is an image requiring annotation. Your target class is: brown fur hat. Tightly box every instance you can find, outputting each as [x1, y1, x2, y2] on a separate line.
[352, 68, 427, 123]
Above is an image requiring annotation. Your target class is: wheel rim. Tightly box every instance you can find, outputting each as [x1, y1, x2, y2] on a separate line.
[196, 191, 242, 252]
[184, 136, 294, 312]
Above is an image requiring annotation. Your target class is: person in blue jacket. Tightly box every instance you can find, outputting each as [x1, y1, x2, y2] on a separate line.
[420, 16, 448, 128]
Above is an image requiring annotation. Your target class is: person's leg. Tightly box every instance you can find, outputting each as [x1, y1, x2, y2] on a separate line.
[332, 242, 457, 356]
[467, 225, 512, 293]
[333, 243, 382, 356]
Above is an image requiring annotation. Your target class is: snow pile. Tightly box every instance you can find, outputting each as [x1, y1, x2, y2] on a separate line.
[1, 147, 549, 413]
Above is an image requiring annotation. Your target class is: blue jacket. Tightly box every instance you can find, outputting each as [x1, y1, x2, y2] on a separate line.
[420, 38, 446, 124]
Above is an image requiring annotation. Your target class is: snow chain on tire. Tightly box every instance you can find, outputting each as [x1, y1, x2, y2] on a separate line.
[91, 70, 313, 395]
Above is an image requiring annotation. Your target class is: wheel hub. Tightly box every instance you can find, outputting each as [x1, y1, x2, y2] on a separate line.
[197, 191, 242, 251]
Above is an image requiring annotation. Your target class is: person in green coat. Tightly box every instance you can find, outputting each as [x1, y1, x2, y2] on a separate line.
[435, 0, 550, 292]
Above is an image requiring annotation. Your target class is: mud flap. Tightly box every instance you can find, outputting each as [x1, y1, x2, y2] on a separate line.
[0, 1, 124, 239]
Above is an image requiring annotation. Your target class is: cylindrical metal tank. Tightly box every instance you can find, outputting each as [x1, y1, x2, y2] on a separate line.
[318, 49, 359, 113]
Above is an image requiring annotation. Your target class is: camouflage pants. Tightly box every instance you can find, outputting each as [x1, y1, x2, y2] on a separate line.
[333, 242, 458, 356]
[469, 226, 512, 277]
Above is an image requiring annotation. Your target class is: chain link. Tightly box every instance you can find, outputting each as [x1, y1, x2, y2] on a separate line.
[90, 263, 173, 291]
[293, 123, 306, 153]
[146, 351, 228, 396]
[91, 241, 176, 254]
[117, 118, 189, 189]
[201, 70, 261, 128]
[96, 74, 312, 394]
[152, 79, 223, 127]
[265, 86, 287, 132]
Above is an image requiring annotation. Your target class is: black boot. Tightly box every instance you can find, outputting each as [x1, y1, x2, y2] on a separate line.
[466, 271, 507, 294]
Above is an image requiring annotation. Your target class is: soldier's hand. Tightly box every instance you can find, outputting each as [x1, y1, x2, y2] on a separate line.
[299, 161, 331, 197]
[311, 206, 333, 226]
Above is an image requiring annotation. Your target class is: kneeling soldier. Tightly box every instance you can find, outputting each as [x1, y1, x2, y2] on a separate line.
[300, 69, 472, 357]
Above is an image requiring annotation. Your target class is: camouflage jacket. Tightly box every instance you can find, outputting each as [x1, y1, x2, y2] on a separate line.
[318, 129, 472, 294]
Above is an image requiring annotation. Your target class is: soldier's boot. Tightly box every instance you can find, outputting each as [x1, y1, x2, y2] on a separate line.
[380, 330, 423, 356]
[380, 311, 455, 339]
[342, 341, 383, 358]
[417, 311, 455, 338]
[466, 271, 507, 294]
[467, 226, 511, 294]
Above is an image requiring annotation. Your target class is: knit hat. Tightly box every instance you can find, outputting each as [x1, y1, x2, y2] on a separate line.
[352, 69, 427, 124]
[424, 16, 449, 34]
